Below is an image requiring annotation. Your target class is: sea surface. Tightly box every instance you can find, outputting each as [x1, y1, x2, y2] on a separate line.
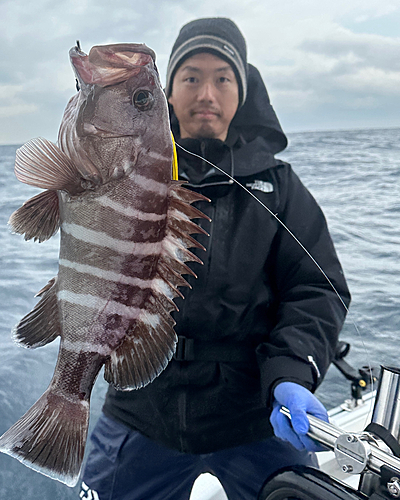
[1, 127, 400, 498]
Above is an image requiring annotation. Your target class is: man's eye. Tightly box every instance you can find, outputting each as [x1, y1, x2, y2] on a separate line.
[132, 89, 154, 111]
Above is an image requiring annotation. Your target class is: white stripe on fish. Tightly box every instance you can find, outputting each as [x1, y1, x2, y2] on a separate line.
[57, 290, 161, 324]
[146, 150, 172, 163]
[133, 136, 172, 164]
[96, 195, 167, 221]
[61, 223, 162, 255]
[134, 174, 169, 194]
[59, 259, 175, 298]
[59, 259, 152, 286]
[62, 338, 117, 357]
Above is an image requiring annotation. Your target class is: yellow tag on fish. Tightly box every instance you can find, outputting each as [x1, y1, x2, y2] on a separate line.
[171, 132, 178, 181]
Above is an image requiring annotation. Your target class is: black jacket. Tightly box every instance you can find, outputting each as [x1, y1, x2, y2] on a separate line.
[103, 64, 350, 453]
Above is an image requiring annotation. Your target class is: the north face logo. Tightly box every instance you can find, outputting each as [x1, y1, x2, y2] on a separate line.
[245, 180, 274, 193]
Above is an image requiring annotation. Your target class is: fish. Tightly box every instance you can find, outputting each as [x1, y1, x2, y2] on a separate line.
[0, 43, 209, 487]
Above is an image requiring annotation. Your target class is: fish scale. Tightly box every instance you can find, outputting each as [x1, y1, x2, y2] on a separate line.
[0, 42, 210, 487]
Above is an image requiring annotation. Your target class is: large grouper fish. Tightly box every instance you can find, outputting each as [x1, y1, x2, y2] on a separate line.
[0, 43, 208, 487]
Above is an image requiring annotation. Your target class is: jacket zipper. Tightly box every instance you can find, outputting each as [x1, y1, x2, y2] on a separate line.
[308, 355, 321, 382]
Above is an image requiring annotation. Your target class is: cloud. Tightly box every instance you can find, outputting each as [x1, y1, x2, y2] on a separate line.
[256, 25, 400, 126]
[353, 4, 399, 23]
[0, 0, 400, 142]
[0, 85, 38, 118]
[300, 29, 400, 72]
[0, 103, 37, 119]
[299, 29, 400, 98]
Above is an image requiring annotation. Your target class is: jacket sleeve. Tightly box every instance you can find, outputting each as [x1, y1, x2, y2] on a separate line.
[256, 164, 351, 405]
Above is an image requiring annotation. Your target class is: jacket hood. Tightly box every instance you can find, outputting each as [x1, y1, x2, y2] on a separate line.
[230, 63, 287, 155]
[168, 63, 288, 179]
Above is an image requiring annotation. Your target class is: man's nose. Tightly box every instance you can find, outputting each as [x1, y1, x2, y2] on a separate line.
[198, 82, 216, 102]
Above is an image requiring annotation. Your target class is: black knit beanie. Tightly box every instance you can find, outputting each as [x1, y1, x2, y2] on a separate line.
[165, 17, 248, 107]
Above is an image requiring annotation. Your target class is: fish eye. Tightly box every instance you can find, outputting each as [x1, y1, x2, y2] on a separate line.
[132, 89, 154, 111]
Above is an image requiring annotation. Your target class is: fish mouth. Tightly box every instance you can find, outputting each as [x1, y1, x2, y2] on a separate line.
[93, 43, 156, 63]
[70, 43, 157, 88]
[88, 43, 156, 67]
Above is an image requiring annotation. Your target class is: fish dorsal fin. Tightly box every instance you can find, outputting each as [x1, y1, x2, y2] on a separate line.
[13, 278, 61, 348]
[104, 182, 210, 391]
[15, 138, 84, 195]
[9, 190, 60, 242]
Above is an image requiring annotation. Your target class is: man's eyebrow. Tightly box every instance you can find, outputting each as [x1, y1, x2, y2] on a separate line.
[180, 65, 234, 73]
[180, 65, 201, 73]
[215, 66, 234, 73]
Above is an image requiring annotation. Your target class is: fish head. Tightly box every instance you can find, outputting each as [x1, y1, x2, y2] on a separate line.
[59, 43, 172, 186]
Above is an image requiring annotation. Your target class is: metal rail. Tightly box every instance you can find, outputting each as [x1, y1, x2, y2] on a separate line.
[280, 407, 400, 476]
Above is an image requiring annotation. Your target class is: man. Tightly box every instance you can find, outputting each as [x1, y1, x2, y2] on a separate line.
[80, 18, 350, 499]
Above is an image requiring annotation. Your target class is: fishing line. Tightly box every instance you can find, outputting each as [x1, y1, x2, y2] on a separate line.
[176, 142, 375, 418]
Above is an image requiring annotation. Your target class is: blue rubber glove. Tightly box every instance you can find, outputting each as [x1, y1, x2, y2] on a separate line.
[270, 381, 329, 452]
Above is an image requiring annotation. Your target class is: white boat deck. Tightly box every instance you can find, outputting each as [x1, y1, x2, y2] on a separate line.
[188, 392, 375, 500]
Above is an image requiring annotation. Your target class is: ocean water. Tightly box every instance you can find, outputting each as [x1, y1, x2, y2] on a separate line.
[1, 128, 400, 498]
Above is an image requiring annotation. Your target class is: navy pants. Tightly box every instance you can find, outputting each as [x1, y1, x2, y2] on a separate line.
[80, 413, 317, 500]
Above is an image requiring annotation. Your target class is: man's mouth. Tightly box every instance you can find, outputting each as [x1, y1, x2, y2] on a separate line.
[192, 109, 219, 119]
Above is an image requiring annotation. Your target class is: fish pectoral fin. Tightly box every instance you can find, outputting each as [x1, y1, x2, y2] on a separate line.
[0, 386, 89, 487]
[15, 137, 84, 195]
[13, 277, 61, 348]
[9, 190, 60, 242]
[104, 306, 177, 391]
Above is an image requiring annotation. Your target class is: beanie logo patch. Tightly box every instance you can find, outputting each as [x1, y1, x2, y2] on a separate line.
[223, 44, 235, 57]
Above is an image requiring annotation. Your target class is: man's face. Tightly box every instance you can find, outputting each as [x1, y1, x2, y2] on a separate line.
[168, 52, 239, 141]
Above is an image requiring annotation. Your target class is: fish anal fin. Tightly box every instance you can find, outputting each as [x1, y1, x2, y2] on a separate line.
[13, 277, 61, 348]
[0, 388, 89, 487]
[15, 137, 84, 195]
[9, 190, 60, 242]
[104, 311, 177, 391]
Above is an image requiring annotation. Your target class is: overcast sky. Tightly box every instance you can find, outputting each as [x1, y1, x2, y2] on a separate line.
[1, 0, 400, 145]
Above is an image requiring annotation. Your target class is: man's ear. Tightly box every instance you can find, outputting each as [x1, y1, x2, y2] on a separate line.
[167, 90, 176, 107]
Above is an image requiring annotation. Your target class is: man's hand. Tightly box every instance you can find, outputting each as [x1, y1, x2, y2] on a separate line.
[270, 381, 328, 452]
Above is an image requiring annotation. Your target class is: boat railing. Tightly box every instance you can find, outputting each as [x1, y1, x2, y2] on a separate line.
[261, 366, 400, 499]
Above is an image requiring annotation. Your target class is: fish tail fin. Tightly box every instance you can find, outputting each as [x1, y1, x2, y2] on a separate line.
[0, 388, 89, 487]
